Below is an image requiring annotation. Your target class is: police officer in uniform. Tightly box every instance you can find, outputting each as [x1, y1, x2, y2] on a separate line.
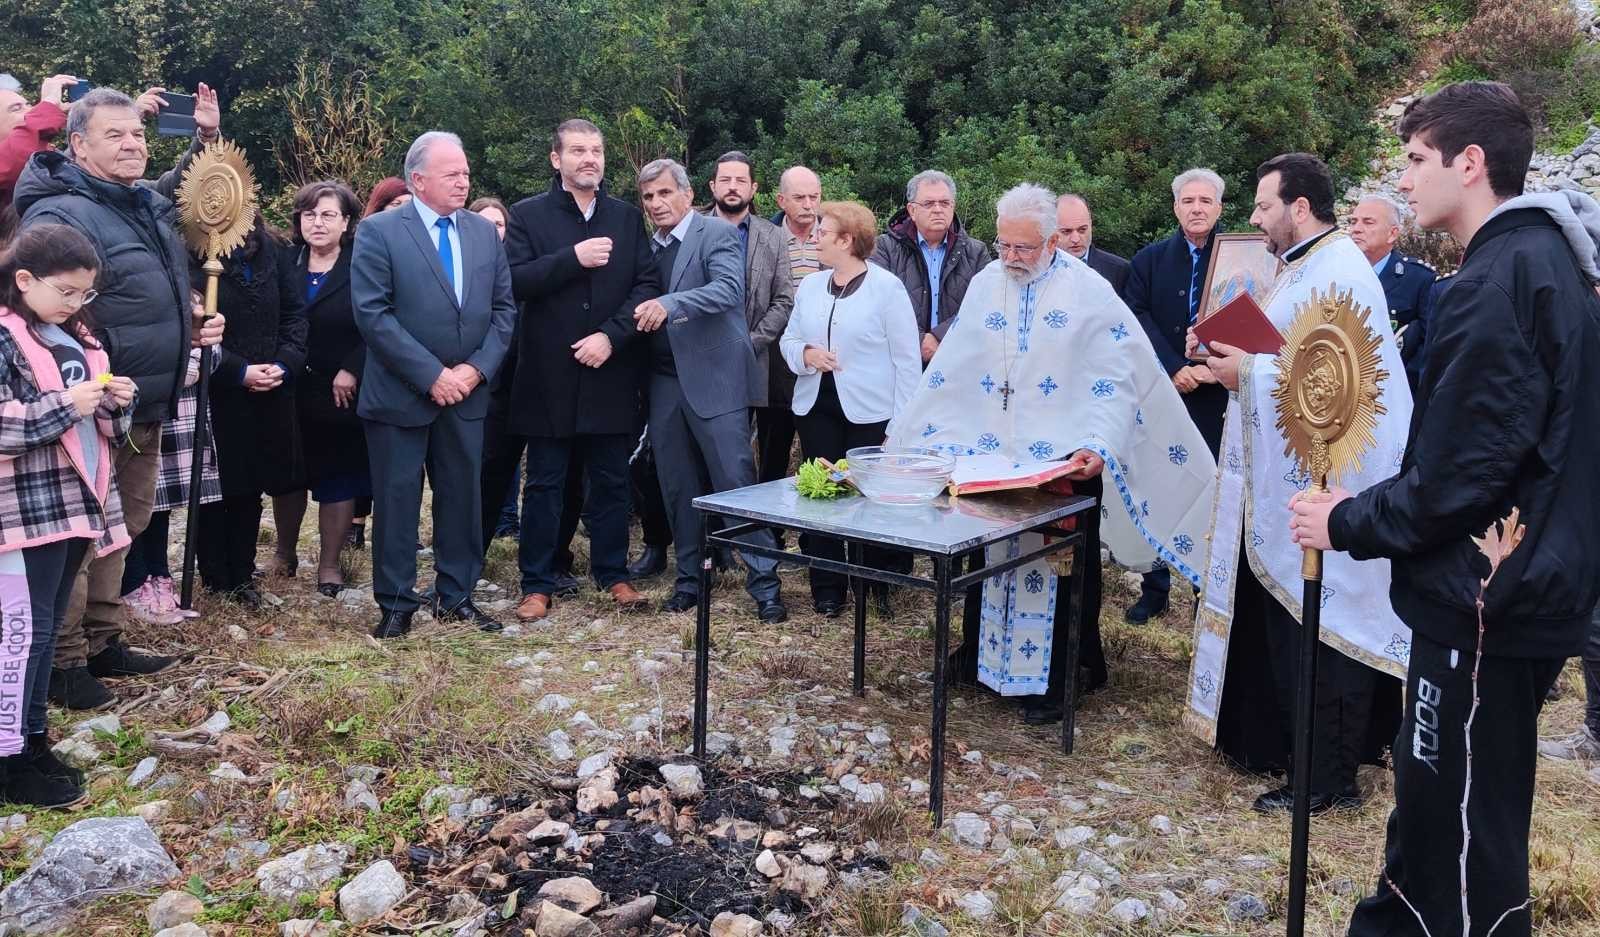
[1347, 195, 1437, 390]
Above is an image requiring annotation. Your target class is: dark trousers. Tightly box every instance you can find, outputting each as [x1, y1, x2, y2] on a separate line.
[479, 400, 527, 556]
[1584, 606, 1600, 737]
[630, 440, 675, 550]
[198, 495, 264, 593]
[521, 433, 631, 595]
[5, 540, 88, 745]
[1348, 631, 1564, 937]
[365, 412, 485, 613]
[120, 509, 172, 594]
[648, 376, 780, 602]
[1217, 553, 1391, 792]
[755, 405, 797, 482]
[794, 380, 907, 604]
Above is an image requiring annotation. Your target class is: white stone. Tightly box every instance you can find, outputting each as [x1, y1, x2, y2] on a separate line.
[280, 920, 343, 937]
[918, 847, 943, 868]
[344, 780, 380, 813]
[153, 925, 209, 937]
[0, 817, 180, 934]
[1054, 825, 1094, 849]
[338, 860, 406, 924]
[709, 911, 763, 937]
[1104, 833, 1137, 850]
[128, 757, 160, 787]
[957, 890, 995, 920]
[545, 730, 575, 761]
[768, 725, 798, 759]
[533, 900, 600, 937]
[1075, 849, 1120, 885]
[1055, 886, 1099, 916]
[72, 713, 121, 736]
[200, 711, 231, 736]
[1156, 889, 1188, 913]
[779, 862, 828, 898]
[209, 762, 247, 781]
[51, 734, 102, 769]
[658, 763, 704, 800]
[133, 800, 172, 824]
[537, 876, 603, 915]
[634, 657, 669, 682]
[942, 812, 990, 849]
[576, 750, 613, 780]
[536, 693, 575, 713]
[755, 849, 784, 878]
[421, 785, 474, 815]
[146, 890, 204, 930]
[864, 727, 891, 747]
[960, 750, 983, 764]
[1148, 814, 1174, 835]
[800, 842, 836, 864]
[1094, 780, 1132, 795]
[1109, 898, 1150, 924]
[256, 843, 351, 904]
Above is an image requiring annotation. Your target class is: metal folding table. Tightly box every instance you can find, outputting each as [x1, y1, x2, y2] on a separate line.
[689, 479, 1097, 825]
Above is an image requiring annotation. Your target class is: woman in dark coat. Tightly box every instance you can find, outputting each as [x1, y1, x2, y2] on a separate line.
[194, 218, 307, 607]
[269, 181, 368, 596]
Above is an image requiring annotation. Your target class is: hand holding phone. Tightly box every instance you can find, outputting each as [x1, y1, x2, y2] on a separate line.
[65, 78, 92, 104]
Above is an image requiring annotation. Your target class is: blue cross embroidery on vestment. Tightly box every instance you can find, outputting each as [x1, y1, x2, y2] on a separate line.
[1384, 634, 1411, 662]
[1110, 322, 1129, 341]
[1320, 586, 1335, 607]
[1029, 440, 1054, 459]
[1197, 671, 1216, 699]
[1018, 638, 1040, 660]
[1140, 500, 1150, 518]
[984, 312, 1007, 331]
[1168, 444, 1189, 466]
[1091, 379, 1115, 399]
[1038, 376, 1058, 396]
[980, 374, 995, 394]
[928, 370, 945, 388]
[1227, 447, 1242, 472]
[1210, 559, 1229, 587]
[977, 433, 1000, 452]
[1135, 409, 1144, 426]
[987, 633, 1001, 651]
[1044, 309, 1069, 328]
[1250, 530, 1265, 548]
[1174, 534, 1194, 555]
[1283, 465, 1311, 490]
[921, 423, 938, 438]
[1024, 570, 1044, 593]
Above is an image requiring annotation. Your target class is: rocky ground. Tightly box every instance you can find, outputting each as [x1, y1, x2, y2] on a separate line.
[0, 506, 1597, 937]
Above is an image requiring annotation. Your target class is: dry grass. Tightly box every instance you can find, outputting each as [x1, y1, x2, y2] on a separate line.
[7, 502, 1597, 936]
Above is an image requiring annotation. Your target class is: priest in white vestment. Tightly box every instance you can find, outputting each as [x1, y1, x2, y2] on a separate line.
[1188, 154, 1413, 813]
[887, 183, 1217, 723]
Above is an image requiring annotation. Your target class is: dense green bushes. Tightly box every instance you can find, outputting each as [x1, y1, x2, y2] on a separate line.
[2, 0, 1432, 252]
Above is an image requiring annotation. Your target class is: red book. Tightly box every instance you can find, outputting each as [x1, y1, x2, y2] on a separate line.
[1193, 291, 1284, 355]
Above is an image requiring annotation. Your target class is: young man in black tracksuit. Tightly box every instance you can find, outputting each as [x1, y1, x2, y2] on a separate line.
[1289, 82, 1600, 937]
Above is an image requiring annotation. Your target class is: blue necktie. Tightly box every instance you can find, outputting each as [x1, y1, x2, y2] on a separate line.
[1188, 246, 1201, 323]
[435, 216, 454, 291]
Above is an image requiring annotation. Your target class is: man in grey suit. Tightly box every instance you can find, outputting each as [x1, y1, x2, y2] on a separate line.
[351, 131, 517, 638]
[633, 158, 787, 622]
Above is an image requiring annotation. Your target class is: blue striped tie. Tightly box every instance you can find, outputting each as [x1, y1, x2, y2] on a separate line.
[1188, 247, 1201, 323]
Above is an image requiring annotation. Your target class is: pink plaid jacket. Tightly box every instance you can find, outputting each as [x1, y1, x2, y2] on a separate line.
[0, 310, 132, 556]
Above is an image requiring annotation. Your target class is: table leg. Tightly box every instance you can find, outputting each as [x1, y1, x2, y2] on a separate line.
[929, 555, 952, 828]
[848, 541, 866, 697]
[1059, 537, 1087, 754]
[693, 527, 713, 759]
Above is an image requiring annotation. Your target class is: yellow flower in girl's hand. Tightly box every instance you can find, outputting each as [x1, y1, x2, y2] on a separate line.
[97, 372, 114, 384]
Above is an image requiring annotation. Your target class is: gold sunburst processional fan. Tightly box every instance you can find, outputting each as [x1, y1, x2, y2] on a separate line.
[1271, 285, 1389, 579]
[1269, 283, 1389, 937]
[173, 140, 260, 610]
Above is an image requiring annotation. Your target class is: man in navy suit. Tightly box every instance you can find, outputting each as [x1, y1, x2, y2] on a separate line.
[1347, 194, 1438, 390]
[1123, 168, 1228, 623]
[634, 158, 787, 623]
[1056, 193, 1130, 298]
[351, 131, 516, 638]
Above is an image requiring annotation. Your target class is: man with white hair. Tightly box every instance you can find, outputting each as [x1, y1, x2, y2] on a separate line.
[1122, 168, 1229, 623]
[1347, 194, 1437, 389]
[888, 183, 1217, 723]
[351, 130, 516, 639]
[1, 73, 76, 222]
[871, 169, 991, 362]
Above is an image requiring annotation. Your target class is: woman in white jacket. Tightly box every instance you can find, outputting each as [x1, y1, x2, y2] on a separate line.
[779, 201, 921, 616]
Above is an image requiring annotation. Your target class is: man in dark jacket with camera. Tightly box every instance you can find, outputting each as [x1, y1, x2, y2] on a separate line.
[14, 85, 225, 709]
[1290, 82, 1600, 937]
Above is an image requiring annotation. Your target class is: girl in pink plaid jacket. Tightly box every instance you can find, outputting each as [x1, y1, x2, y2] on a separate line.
[0, 224, 136, 808]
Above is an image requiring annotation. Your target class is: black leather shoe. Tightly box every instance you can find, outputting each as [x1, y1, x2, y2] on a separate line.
[814, 598, 844, 618]
[373, 609, 414, 639]
[87, 638, 176, 678]
[1123, 592, 1168, 624]
[435, 599, 503, 633]
[26, 735, 84, 786]
[627, 546, 669, 580]
[757, 599, 788, 624]
[1252, 784, 1363, 814]
[553, 570, 582, 598]
[47, 666, 114, 710]
[0, 753, 84, 808]
[662, 591, 698, 613]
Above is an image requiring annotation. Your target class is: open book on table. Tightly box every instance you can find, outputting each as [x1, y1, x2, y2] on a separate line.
[948, 454, 1079, 496]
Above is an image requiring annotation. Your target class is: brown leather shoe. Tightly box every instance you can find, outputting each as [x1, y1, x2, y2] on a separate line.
[608, 582, 650, 610]
[515, 593, 551, 621]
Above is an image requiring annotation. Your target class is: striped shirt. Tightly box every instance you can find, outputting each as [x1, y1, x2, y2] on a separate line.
[782, 219, 824, 286]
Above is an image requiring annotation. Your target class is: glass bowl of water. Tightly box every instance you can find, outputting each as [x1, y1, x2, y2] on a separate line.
[845, 446, 955, 505]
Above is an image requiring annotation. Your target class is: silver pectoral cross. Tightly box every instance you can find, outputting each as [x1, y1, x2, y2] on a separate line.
[998, 381, 1014, 411]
